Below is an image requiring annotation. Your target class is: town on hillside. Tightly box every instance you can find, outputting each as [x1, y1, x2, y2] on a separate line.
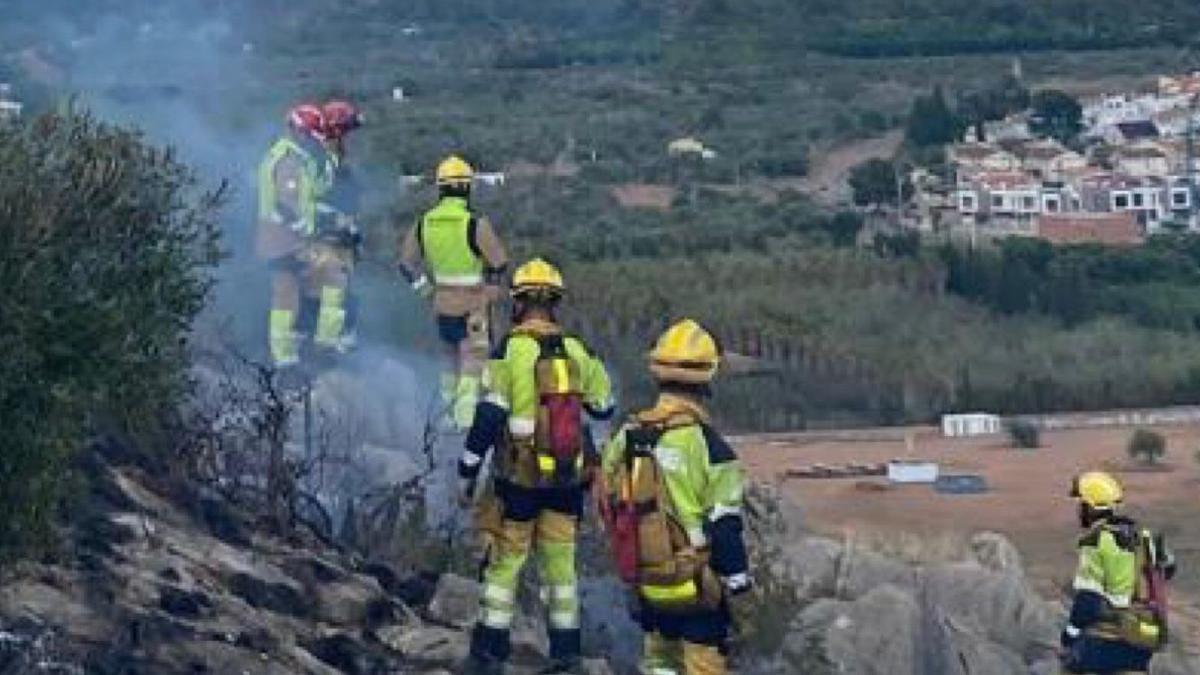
[905, 72, 1200, 246]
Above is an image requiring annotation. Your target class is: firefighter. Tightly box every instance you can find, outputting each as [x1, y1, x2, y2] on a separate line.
[399, 155, 508, 429]
[1062, 471, 1176, 674]
[599, 319, 754, 675]
[457, 258, 614, 675]
[319, 99, 366, 350]
[256, 103, 340, 367]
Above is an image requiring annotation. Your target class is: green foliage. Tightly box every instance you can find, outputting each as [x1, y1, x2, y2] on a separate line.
[1128, 429, 1167, 465]
[0, 110, 221, 558]
[1030, 89, 1083, 143]
[942, 237, 1200, 332]
[1007, 420, 1041, 449]
[850, 158, 911, 209]
[905, 86, 962, 147]
[958, 76, 1030, 142]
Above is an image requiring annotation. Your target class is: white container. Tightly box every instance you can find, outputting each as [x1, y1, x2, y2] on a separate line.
[941, 413, 1002, 438]
[887, 461, 940, 484]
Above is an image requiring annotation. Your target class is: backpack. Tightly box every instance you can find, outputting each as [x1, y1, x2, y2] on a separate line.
[1124, 529, 1171, 650]
[603, 419, 723, 613]
[530, 334, 586, 487]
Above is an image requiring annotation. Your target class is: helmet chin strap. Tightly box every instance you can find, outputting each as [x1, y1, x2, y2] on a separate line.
[1079, 503, 1115, 528]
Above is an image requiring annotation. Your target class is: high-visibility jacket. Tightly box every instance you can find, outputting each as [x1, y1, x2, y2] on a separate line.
[1066, 517, 1173, 650]
[420, 197, 485, 287]
[461, 318, 614, 487]
[257, 136, 329, 237]
[601, 394, 750, 596]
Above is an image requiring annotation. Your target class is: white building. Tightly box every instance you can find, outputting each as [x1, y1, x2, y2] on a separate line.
[941, 413, 1003, 438]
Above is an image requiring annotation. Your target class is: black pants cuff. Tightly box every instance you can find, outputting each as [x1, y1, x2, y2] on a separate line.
[548, 628, 581, 660]
[470, 624, 511, 662]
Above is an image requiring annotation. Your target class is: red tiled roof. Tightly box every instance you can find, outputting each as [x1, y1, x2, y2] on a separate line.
[1037, 213, 1143, 246]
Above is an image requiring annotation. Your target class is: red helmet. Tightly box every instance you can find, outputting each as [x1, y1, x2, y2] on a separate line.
[287, 104, 327, 142]
[323, 100, 364, 139]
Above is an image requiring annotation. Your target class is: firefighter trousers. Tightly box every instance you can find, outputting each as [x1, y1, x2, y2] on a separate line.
[470, 484, 582, 663]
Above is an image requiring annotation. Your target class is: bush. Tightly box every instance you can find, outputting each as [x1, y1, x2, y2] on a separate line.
[1128, 429, 1167, 465]
[0, 110, 221, 558]
[1007, 420, 1040, 449]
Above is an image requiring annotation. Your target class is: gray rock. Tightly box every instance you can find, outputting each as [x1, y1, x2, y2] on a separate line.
[969, 531, 1024, 576]
[427, 574, 480, 629]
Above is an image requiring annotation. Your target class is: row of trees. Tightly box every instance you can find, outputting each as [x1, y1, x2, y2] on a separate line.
[941, 237, 1200, 332]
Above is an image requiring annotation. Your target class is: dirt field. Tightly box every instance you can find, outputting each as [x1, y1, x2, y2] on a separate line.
[737, 424, 1200, 649]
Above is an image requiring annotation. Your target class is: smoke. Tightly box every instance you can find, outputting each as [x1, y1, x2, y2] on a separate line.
[27, 2, 455, 518]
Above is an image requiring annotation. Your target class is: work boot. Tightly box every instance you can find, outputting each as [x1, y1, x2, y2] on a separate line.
[460, 652, 505, 675]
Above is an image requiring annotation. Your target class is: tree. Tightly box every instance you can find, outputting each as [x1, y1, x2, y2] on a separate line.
[849, 158, 912, 210]
[1128, 429, 1167, 465]
[958, 75, 1031, 142]
[0, 110, 221, 558]
[1029, 89, 1083, 143]
[1007, 420, 1040, 449]
[905, 86, 962, 147]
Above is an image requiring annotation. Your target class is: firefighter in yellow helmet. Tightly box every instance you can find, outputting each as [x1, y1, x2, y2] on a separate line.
[599, 319, 754, 675]
[458, 259, 614, 675]
[1062, 470, 1176, 673]
[399, 155, 508, 429]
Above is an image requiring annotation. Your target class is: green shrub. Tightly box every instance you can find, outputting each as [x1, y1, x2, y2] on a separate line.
[0, 110, 221, 558]
[1007, 420, 1040, 449]
[1128, 429, 1167, 465]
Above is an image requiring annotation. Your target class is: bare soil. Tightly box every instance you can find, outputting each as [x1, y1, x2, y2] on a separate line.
[738, 424, 1200, 650]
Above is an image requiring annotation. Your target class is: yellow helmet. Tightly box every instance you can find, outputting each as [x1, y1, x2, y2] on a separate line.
[649, 319, 720, 385]
[436, 155, 474, 187]
[1071, 471, 1123, 510]
[512, 258, 565, 299]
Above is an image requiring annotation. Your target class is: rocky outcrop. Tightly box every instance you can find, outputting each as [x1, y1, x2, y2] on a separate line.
[0, 447, 606, 674]
[743, 485, 1198, 675]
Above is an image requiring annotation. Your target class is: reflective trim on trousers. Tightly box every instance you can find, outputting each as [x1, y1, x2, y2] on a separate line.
[483, 583, 515, 605]
[549, 610, 581, 630]
[481, 608, 514, 629]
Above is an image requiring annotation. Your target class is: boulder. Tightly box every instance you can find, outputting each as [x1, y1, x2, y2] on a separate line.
[969, 531, 1024, 576]
[427, 574, 479, 629]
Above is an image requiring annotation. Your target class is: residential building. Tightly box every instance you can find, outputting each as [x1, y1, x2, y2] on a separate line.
[1104, 120, 1161, 145]
[1112, 143, 1172, 178]
[1158, 72, 1200, 97]
[982, 114, 1032, 142]
[957, 171, 1047, 232]
[949, 143, 1020, 180]
[1012, 139, 1086, 180]
[1078, 172, 1168, 230]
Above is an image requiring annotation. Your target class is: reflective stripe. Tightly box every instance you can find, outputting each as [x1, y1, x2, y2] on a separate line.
[549, 610, 580, 629]
[553, 359, 570, 394]
[510, 417, 535, 436]
[481, 608, 514, 629]
[1065, 624, 1081, 638]
[482, 583, 515, 605]
[722, 572, 751, 592]
[485, 392, 510, 410]
[709, 504, 742, 521]
[640, 580, 698, 604]
[549, 578, 576, 598]
[686, 527, 707, 547]
[538, 454, 556, 474]
[461, 451, 484, 468]
[647, 670, 677, 675]
[435, 274, 484, 287]
[411, 275, 430, 292]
